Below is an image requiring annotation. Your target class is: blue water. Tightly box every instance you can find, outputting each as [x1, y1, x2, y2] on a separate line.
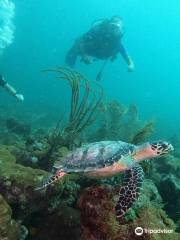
[1, 0, 180, 138]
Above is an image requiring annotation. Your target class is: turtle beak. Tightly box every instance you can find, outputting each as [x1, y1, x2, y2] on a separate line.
[169, 144, 174, 152]
[160, 142, 174, 155]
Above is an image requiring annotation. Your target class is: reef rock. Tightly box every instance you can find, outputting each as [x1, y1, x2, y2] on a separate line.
[0, 145, 51, 219]
[6, 118, 31, 136]
[0, 145, 81, 239]
[152, 155, 180, 227]
[77, 181, 179, 240]
[0, 194, 21, 240]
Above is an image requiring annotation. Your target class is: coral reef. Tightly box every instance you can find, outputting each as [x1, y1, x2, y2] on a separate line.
[0, 145, 81, 239]
[29, 205, 80, 240]
[0, 138, 180, 239]
[151, 154, 180, 229]
[171, 134, 180, 158]
[131, 121, 154, 145]
[0, 145, 49, 218]
[0, 194, 21, 240]
[0, 90, 179, 239]
[44, 67, 103, 147]
[13, 136, 51, 170]
[38, 67, 103, 170]
[78, 182, 179, 240]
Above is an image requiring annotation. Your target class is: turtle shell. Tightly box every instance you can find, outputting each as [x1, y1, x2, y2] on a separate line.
[60, 141, 136, 172]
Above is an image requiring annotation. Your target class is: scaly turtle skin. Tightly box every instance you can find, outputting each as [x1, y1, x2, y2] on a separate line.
[36, 140, 173, 219]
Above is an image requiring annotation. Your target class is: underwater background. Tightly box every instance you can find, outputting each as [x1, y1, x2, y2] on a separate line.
[0, 0, 180, 240]
[1, 0, 180, 136]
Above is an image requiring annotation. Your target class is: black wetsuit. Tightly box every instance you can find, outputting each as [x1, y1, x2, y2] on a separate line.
[65, 21, 128, 67]
[82, 23, 121, 59]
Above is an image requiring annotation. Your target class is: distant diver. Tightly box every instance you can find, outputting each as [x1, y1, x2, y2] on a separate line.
[0, 74, 24, 101]
[65, 16, 135, 80]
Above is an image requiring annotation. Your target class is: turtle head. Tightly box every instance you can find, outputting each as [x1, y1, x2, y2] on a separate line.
[149, 141, 174, 156]
[134, 141, 174, 161]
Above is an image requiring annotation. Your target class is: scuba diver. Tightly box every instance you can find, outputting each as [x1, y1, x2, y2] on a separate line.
[65, 16, 135, 80]
[0, 74, 24, 101]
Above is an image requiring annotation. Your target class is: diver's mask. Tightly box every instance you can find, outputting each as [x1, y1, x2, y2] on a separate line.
[110, 21, 124, 37]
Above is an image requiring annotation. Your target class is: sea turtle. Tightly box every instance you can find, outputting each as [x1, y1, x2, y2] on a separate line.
[36, 140, 173, 219]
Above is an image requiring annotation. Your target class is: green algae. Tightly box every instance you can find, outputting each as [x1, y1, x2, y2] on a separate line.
[0, 144, 81, 239]
[0, 145, 47, 188]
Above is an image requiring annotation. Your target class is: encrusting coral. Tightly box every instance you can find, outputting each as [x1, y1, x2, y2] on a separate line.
[0, 145, 52, 218]
[78, 183, 179, 240]
[150, 154, 180, 230]
[0, 193, 21, 240]
[0, 136, 180, 239]
[0, 145, 81, 239]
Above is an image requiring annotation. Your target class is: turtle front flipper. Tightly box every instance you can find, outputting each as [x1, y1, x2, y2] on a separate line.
[115, 165, 144, 219]
[35, 170, 66, 191]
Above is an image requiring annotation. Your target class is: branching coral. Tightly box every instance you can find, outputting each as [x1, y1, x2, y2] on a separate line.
[40, 67, 103, 170]
[46, 67, 103, 143]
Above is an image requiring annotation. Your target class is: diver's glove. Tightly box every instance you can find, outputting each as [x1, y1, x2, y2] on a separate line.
[127, 59, 135, 72]
[3, 82, 24, 102]
[15, 93, 24, 102]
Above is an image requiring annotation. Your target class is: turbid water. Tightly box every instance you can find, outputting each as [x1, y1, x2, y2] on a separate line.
[1, 0, 180, 137]
[0, 1, 180, 240]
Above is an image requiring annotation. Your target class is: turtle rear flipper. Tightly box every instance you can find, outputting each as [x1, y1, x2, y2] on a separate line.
[115, 165, 144, 219]
[35, 170, 66, 191]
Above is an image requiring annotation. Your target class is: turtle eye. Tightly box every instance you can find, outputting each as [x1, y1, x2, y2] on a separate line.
[150, 142, 159, 150]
